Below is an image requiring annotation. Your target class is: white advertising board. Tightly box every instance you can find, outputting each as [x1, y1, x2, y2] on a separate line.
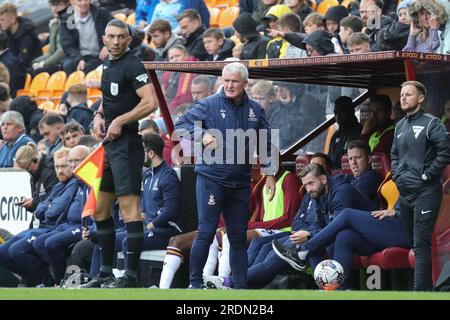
[0, 170, 33, 235]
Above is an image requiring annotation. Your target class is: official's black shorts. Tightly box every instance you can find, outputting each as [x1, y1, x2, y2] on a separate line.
[100, 131, 144, 196]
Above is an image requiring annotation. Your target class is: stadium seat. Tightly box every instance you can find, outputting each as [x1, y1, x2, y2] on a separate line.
[218, 6, 239, 28]
[85, 69, 102, 101]
[209, 7, 222, 27]
[408, 249, 415, 268]
[24, 73, 32, 90]
[340, 0, 353, 8]
[126, 12, 136, 25]
[295, 154, 312, 176]
[370, 152, 391, 180]
[16, 72, 50, 97]
[360, 247, 411, 269]
[38, 100, 56, 113]
[316, 0, 339, 15]
[323, 125, 335, 154]
[65, 71, 85, 91]
[340, 154, 352, 175]
[309, 0, 317, 10]
[114, 13, 127, 22]
[377, 173, 399, 210]
[37, 71, 67, 99]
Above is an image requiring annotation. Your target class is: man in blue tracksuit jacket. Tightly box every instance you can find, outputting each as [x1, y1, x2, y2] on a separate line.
[0, 148, 78, 286]
[32, 146, 91, 285]
[121, 133, 182, 266]
[175, 62, 277, 289]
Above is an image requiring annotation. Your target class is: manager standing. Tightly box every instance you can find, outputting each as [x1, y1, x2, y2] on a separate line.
[391, 81, 450, 291]
[175, 62, 278, 289]
[87, 19, 158, 288]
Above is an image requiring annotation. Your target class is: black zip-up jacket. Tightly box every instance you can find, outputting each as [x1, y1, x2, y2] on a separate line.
[59, 4, 113, 60]
[7, 17, 41, 68]
[391, 109, 450, 198]
[184, 25, 208, 61]
[30, 157, 58, 212]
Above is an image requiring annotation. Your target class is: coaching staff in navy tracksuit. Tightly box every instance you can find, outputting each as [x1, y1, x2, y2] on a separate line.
[175, 62, 278, 289]
[89, 19, 158, 288]
[392, 81, 450, 291]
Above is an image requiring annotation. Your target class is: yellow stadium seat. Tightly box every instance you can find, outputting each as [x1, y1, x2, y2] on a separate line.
[85, 69, 102, 100]
[340, 0, 352, 8]
[29, 72, 50, 96]
[126, 12, 136, 25]
[114, 13, 127, 22]
[65, 71, 85, 91]
[38, 100, 56, 113]
[317, 0, 339, 15]
[323, 125, 335, 154]
[378, 173, 399, 210]
[218, 6, 239, 29]
[38, 71, 67, 96]
[209, 7, 222, 27]
[85, 69, 102, 81]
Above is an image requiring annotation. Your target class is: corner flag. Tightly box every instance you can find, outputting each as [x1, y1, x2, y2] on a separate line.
[73, 143, 105, 218]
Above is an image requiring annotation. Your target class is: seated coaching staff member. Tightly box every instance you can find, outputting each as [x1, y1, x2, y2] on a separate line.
[90, 19, 158, 288]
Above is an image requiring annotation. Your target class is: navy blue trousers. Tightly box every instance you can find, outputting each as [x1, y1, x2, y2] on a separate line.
[189, 175, 250, 288]
[247, 232, 289, 267]
[33, 224, 83, 284]
[90, 229, 127, 277]
[0, 228, 53, 285]
[301, 208, 410, 286]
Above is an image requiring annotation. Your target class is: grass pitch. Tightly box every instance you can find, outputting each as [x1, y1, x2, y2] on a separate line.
[0, 288, 449, 300]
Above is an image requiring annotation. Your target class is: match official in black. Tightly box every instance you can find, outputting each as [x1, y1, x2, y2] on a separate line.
[392, 81, 450, 291]
[85, 19, 158, 288]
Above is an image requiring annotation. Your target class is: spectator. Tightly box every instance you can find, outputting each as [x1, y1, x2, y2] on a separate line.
[240, 0, 259, 16]
[360, 95, 395, 158]
[14, 142, 58, 212]
[0, 82, 11, 117]
[324, 5, 349, 54]
[250, 80, 276, 110]
[347, 32, 371, 54]
[303, 12, 325, 35]
[59, 84, 93, 133]
[203, 28, 234, 61]
[162, 45, 198, 113]
[151, 0, 182, 31]
[9, 94, 44, 143]
[176, 9, 208, 60]
[37, 139, 47, 156]
[0, 3, 41, 69]
[359, 0, 394, 51]
[30, 0, 70, 77]
[181, 0, 210, 29]
[139, 119, 173, 166]
[135, 0, 159, 29]
[285, 0, 313, 22]
[377, 0, 411, 51]
[0, 31, 26, 97]
[303, 29, 336, 56]
[38, 113, 65, 158]
[0, 111, 33, 168]
[0, 62, 9, 84]
[403, 0, 447, 53]
[61, 121, 85, 148]
[262, 4, 292, 58]
[339, 16, 363, 54]
[232, 43, 244, 58]
[328, 96, 362, 170]
[232, 13, 270, 60]
[148, 19, 183, 61]
[59, 0, 113, 74]
[437, 0, 450, 54]
[252, 0, 280, 26]
[191, 75, 213, 103]
[78, 134, 99, 148]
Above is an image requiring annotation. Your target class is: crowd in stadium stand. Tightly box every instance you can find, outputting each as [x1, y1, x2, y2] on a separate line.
[0, 0, 449, 290]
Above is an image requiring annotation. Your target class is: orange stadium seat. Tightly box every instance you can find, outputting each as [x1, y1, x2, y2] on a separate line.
[340, 0, 353, 8]
[209, 7, 222, 27]
[309, 0, 317, 10]
[42, 44, 49, 55]
[85, 69, 102, 101]
[16, 72, 50, 97]
[126, 12, 136, 25]
[316, 0, 339, 15]
[218, 6, 240, 28]
[24, 73, 32, 90]
[65, 71, 85, 91]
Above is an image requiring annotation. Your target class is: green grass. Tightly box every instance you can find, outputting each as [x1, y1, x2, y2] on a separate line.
[0, 288, 449, 300]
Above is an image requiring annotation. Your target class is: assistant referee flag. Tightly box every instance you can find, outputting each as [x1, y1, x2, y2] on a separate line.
[73, 144, 105, 217]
